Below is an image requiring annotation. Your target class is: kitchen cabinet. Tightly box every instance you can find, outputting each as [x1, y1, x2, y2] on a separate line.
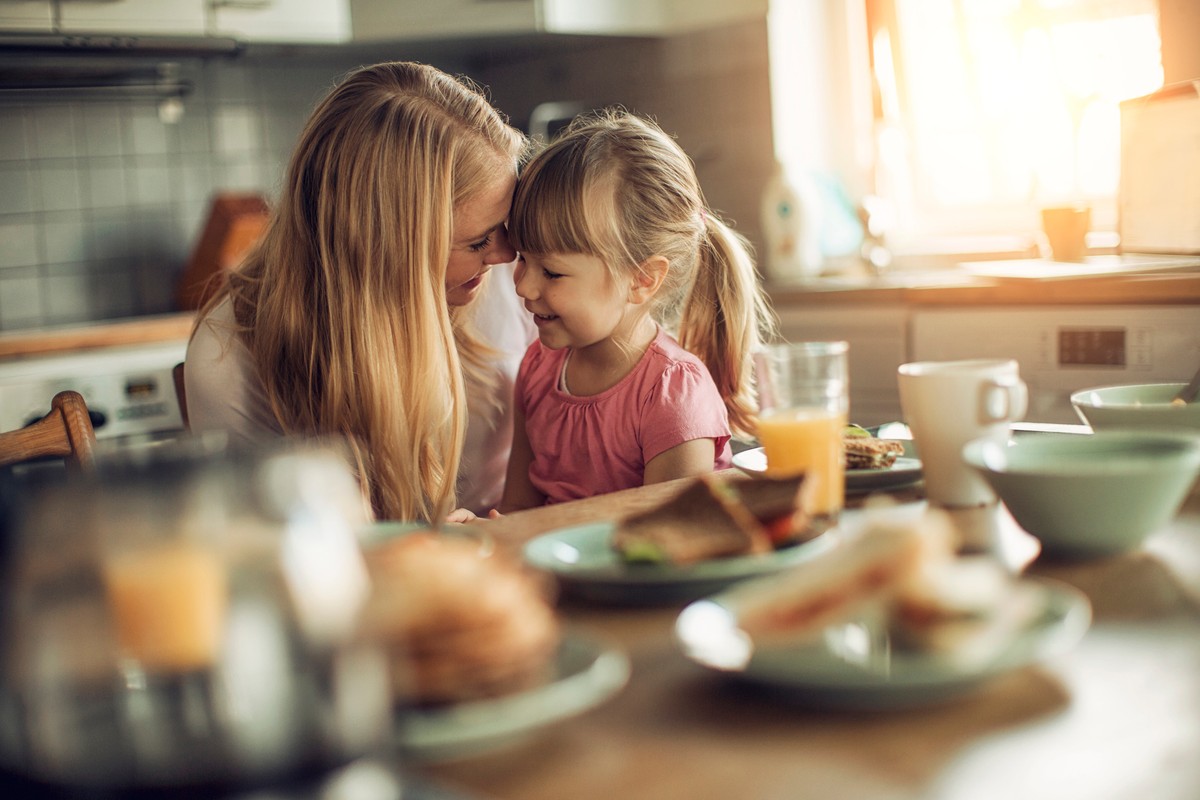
[55, 0, 207, 35]
[209, 0, 350, 44]
[0, 1, 53, 31]
[770, 270, 1200, 425]
[348, 0, 767, 41]
[910, 305, 1200, 423]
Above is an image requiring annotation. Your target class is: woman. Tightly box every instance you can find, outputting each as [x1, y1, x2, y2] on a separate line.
[185, 61, 533, 522]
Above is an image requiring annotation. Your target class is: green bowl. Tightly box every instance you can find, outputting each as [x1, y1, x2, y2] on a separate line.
[1071, 383, 1200, 432]
[962, 432, 1200, 559]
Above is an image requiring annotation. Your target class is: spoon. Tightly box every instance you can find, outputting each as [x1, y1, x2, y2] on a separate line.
[1172, 364, 1200, 406]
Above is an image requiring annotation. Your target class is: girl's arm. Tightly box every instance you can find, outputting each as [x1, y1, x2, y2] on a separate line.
[643, 438, 717, 485]
[498, 404, 545, 512]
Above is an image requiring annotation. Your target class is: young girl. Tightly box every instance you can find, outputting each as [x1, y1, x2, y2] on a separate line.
[498, 109, 776, 510]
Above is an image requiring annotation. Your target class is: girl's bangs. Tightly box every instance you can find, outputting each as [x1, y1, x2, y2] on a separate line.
[510, 149, 602, 257]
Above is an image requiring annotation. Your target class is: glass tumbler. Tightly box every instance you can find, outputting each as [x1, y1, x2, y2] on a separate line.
[753, 341, 850, 523]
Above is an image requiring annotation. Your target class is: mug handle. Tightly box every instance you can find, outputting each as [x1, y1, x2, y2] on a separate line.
[978, 378, 1029, 423]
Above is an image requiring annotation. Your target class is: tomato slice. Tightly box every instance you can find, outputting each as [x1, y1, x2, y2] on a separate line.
[762, 513, 798, 546]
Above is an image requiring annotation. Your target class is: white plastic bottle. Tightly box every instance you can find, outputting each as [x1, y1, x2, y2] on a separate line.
[761, 163, 824, 282]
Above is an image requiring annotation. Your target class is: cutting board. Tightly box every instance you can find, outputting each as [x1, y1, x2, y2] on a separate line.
[960, 254, 1200, 281]
[175, 193, 270, 310]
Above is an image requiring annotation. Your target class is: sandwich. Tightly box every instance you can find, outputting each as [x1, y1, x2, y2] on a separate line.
[843, 425, 907, 470]
[722, 509, 1048, 666]
[889, 553, 1047, 666]
[730, 513, 934, 643]
[612, 473, 811, 566]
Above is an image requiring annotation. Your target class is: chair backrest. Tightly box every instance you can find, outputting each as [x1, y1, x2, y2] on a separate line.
[173, 362, 189, 429]
[0, 390, 97, 472]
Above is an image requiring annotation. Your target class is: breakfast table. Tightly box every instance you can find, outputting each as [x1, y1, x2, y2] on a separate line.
[413, 467, 1200, 800]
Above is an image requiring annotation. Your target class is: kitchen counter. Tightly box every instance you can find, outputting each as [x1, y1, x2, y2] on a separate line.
[0, 313, 195, 360]
[770, 265, 1200, 307]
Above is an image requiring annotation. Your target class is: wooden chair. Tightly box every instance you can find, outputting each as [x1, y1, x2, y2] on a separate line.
[173, 362, 189, 429]
[0, 390, 97, 472]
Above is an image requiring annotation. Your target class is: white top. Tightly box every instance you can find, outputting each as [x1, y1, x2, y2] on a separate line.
[184, 263, 535, 515]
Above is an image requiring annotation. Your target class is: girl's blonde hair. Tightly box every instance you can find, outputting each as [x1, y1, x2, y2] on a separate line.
[509, 108, 776, 437]
[200, 61, 527, 521]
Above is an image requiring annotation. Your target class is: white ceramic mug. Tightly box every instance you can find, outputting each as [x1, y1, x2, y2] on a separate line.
[897, 359, 1028, 509]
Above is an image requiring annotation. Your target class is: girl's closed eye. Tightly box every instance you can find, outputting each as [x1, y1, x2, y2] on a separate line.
[542, 267, 564, 280]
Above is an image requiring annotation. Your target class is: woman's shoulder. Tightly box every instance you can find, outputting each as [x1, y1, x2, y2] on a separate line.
[192, 294, 236, 334]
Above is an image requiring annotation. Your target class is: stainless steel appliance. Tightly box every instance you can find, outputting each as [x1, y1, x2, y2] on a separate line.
[0, 340, 187, 446]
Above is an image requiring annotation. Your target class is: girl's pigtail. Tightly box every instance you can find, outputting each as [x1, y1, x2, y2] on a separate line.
[677, 212, 778, 439]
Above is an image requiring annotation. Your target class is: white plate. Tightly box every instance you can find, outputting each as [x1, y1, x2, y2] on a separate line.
[392, 629, 630, 762]
[522, 521, 835, 605]
[674, 578, 1090, 710]
[731, 447, 923, 494]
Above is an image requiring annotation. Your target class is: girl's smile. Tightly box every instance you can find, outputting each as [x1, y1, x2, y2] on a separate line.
[515, 252, 632, 351]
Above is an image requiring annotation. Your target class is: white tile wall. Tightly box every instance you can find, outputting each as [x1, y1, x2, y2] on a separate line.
[0, 20, 772, 332]
[0, 56, 361, 331]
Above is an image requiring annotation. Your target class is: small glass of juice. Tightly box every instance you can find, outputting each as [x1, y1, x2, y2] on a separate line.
[102, 539, 228, 672]
[753, 341, 849, 523]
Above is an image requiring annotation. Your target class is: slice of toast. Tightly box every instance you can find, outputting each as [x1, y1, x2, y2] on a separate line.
[612, 474, 805, 565]
[844, 435, 906, 470]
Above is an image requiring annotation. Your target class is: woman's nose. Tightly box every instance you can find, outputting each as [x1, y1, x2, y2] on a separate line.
[485, 225, 517, 265]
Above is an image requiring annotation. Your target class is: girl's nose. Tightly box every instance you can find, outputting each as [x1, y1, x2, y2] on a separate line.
[514, 258, 537, 300]
[485, 225, 517, 266]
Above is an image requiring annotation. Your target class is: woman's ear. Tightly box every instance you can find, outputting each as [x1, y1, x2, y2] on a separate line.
[629, 255, 669, 305]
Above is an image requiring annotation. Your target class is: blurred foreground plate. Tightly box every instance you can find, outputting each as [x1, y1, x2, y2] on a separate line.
[674, 578, 1090, 711]
[393, 629, 629, 763]
[523, 521, 834, 605]
[732, 447, 923, 494]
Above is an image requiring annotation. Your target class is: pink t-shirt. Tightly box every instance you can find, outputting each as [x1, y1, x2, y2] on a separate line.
[517, 327, 732, 504]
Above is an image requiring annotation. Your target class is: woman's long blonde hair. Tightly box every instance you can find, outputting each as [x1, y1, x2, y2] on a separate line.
[509, 109, 776, 438]
[199, 61, 526, 521]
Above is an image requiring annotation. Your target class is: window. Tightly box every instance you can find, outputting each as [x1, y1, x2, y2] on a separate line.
[865, 0, 1163, 251]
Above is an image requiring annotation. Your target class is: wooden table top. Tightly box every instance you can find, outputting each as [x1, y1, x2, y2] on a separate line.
[417, 473, 1200, 800]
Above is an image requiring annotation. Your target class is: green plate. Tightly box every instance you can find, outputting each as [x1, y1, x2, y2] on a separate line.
[732, 447, 923, 494]
[675, 577, 1091, 710]
[522, 521, 834, 605]
[392, 629, 630, 762]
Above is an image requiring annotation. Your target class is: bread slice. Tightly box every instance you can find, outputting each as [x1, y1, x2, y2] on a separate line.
[844, 435, 907, 470]
[612, 475, 805, 566]
[731, 519, 929, 643]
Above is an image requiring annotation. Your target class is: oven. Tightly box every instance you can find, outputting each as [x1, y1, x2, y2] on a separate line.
[0, 340, 188, 449]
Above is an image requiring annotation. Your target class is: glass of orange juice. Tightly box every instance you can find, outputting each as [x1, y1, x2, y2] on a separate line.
[102, 538, 228, 672]
[753, 341, 849, 522]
